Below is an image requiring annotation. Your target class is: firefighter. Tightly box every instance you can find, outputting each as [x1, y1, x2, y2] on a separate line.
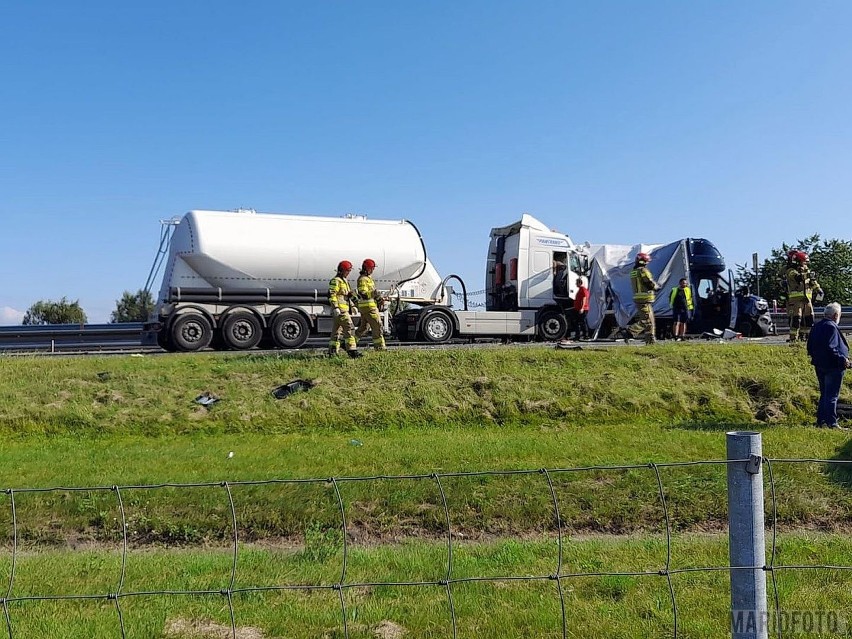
[626, 252, 660, 344]
[328, 260, 361, 358]
[354, 258, 387, 351]
[786, 250, 823, 343]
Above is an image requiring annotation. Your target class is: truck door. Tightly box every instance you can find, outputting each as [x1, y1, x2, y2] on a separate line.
[693, 275, 731, 332]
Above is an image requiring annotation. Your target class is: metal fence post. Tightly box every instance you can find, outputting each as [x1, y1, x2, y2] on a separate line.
[727, 431, 768, 639]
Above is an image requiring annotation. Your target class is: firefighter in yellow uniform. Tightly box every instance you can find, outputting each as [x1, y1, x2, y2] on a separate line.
[354, 258, 387, 350]
[626, 252, 660, 344]
[786, 250, 823, 342]
[328, 260, 361, 358]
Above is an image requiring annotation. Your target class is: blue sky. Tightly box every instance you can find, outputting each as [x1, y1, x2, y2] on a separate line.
[1, 1, 850, 323]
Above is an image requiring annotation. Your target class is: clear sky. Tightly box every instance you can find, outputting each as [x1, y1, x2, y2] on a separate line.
[1, 1, 850, 323]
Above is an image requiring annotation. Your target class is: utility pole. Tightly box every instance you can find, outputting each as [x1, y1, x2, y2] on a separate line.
[752, 253, 760, 297]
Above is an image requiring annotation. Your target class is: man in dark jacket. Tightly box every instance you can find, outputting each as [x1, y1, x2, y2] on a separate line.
[806, 302, 851, 428]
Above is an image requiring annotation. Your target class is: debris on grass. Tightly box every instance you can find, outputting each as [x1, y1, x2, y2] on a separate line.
[271, 379, 315, 399]
[194, 392, 220, 408]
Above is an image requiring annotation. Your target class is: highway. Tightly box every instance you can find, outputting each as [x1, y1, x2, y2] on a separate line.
[1, 309, 850, 355]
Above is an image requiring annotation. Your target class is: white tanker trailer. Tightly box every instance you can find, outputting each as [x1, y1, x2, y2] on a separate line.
[142, 209, 590, 351]
[142, 209, 447, 351]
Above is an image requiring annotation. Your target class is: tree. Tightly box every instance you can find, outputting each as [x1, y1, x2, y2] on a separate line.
[22, 297, 88, 325]
[735, 234, 852, 305]
[110, 289, 154, 323]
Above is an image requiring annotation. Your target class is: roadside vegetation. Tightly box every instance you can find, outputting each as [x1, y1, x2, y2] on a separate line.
[0, 344, 850, 542]
[1, 345, 850, 637]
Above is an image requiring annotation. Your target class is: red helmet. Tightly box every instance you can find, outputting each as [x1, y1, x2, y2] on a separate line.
[362, 258, 376, 271]
[337, 260, 353, 272]
[788, 250, 808, 264]
[636, 252, 651, 264]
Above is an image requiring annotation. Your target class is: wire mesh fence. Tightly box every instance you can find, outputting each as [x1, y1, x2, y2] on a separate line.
[1, 443, 851, 638]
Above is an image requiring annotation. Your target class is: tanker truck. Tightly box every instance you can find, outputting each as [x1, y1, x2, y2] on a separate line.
[142, 209, 448, 351]
[142, 209, 589, 351]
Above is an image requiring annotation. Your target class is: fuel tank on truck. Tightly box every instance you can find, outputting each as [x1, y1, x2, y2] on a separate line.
[157, 209, 444, 303]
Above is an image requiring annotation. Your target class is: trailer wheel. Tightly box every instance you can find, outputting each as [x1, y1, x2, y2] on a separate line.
[537, 310, 568, 341]
[157, 329, 177, 352]
[171, 313, 213, 352]
[221, 312, 263, 350]
[420, 311, 453, 343]
[271, 311, 310, 349]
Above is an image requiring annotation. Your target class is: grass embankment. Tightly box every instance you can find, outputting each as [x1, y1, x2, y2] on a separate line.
[2, 345, 851, 637]
[2, 534, 851, 638]
[0, 345, 850, 544]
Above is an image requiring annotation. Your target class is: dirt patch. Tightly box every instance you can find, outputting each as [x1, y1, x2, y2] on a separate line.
[164, 618, 266, 639]
[188, 406, 210, 420]
[374, 620, 406, 639]
[755, 400, 786, 422]
[94, 390, 125, 405]
[471, 377, 492, 396]
[738, 378, 787, 422]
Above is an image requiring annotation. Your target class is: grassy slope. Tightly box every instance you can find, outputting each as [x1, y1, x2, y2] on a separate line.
[0, 343, 844, 435]
[0, 344, 850, 542]
[2, 345, 851, 637]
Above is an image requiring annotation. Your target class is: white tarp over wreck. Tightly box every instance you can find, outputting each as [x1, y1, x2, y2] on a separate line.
[586, 240, 690, 330]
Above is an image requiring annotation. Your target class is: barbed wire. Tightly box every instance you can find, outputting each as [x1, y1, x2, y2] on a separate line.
[1, 456, 850, 638]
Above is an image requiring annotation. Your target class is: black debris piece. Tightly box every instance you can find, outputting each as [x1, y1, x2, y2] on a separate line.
[194, 392, 220, 407]
[272, 379, 315, 400]
[96, 372, 111, 381]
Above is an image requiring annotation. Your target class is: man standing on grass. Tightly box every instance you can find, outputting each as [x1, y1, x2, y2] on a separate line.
[806, 302, 851, 429]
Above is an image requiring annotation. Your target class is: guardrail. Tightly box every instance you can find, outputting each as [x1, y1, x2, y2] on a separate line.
[0, 323, 145, 353]
[769, 305, 852, 332]
[1, 308, 850, 354]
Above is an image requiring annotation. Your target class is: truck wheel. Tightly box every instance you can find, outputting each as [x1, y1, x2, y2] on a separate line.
[221, 312, 263, 350]
[157, 329, 177, 352]
[171, 313, 213, 352]
[537, 310, 568, 341]
[420, 311, 453, 343]
[271, 311, 310, 349]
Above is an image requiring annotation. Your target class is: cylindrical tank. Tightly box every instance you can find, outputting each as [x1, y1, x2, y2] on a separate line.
[158, 210, 429, 301]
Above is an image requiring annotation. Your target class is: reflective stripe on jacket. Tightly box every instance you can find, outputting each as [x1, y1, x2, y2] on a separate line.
[328, 276, 352, 312]
[669, 286, 694, 311]
[357, 274, 381, 310]
[786, 267, 820, 301]
[631, 267, 657, 303]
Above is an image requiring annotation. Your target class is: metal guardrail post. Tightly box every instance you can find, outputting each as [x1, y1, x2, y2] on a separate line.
[727, 431, 768, 639]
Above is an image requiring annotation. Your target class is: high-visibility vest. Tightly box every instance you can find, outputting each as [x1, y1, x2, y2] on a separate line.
[669, 285, 694, 311]
[328, 276, 352, 312]
[631, 267, 657, 303]
[356, 274, 381, 310]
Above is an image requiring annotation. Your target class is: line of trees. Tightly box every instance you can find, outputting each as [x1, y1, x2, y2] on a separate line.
[21, 290, 153, 325]
[734, 235, 852, 306]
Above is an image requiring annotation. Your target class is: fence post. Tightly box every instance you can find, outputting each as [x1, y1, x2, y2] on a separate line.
[727, 431, 768, 639]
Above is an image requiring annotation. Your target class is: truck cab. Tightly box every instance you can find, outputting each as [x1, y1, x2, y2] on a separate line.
[486, 215, 587, 312]
[684, 238, 732, 334]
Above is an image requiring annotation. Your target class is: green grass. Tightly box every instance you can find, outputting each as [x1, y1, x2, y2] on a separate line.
[1, 345, 851, 636]
[2, 533, 850, 638]
[0, 345, 850, 543]
[0, 343, 843, 435]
